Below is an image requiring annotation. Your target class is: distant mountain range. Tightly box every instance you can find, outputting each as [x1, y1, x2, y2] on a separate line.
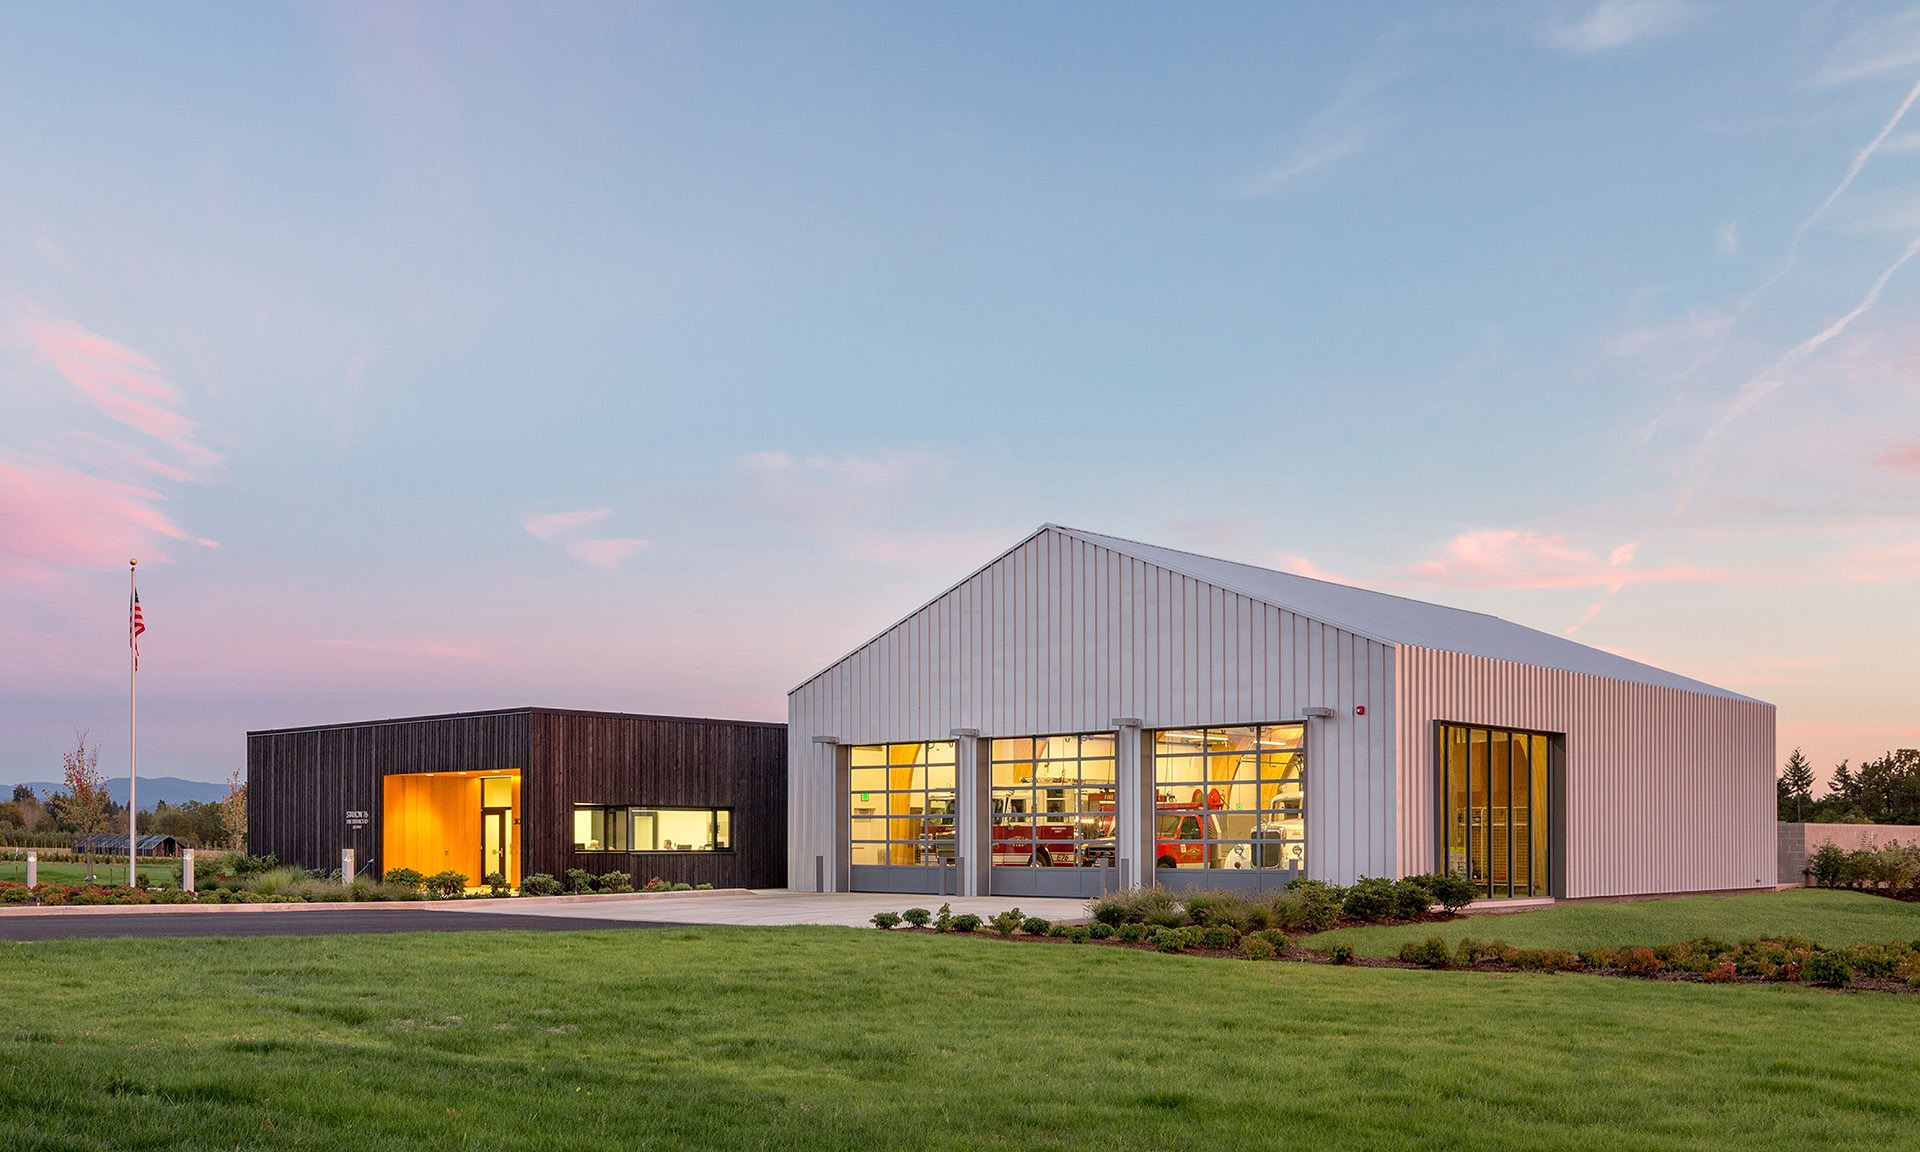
[3, 777, 230, 809]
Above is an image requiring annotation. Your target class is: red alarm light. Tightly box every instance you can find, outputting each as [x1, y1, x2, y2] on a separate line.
[1355, 705, 1367, 716]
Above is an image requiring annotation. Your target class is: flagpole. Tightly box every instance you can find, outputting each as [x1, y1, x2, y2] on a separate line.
[129, 559, 137, 889]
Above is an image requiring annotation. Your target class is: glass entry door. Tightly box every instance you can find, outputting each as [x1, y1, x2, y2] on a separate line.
[482, 809, 510, 882]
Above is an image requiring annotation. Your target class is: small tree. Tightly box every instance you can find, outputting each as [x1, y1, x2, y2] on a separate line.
[220, 767, 247, 853]
[1779, 748, 1815, 823]
[61, 730, 112, 882]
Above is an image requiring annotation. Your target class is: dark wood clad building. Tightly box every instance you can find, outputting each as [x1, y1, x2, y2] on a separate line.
[248, 708, 787, 890]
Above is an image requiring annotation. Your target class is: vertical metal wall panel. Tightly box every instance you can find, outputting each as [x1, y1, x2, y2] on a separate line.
[787, 528, 1398, 889]
[1392, 646, 1774, 898]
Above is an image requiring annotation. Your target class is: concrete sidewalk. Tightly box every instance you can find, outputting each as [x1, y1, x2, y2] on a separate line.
[428, 889, 1094, 928]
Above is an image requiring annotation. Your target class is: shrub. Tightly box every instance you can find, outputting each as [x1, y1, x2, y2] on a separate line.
[1181, 889, 1257, 931]
[1088, 886, 1184, 927]
[229, 853, 278, 877]
[1805, 842, 1850, 888]
[1341, 877, 1398, 923]
[564, 869, 595, 894]
[1389, 876, 1437, 920]
[1327, 942, 1355, 965]
[1198, 923, 1241, 950]
[1803, 951, 1854, 988]
[642, 877, 672, 893]
[1088, 922, 1114, 940]
[871, 911, 902, 930]
[1842, 943, 1909, 979]
[950, 913, 983, 933]
[520, 873, 563, 897]
[1252, 929, 1289, 955]
[1616, 947, 1662, 976]
[597, 871, 635, 894]
[1580, 946, 1615, 970]
[1268, 882, 1343, 932]
[1151, 927, 1188, 953]
[1701, 960, 1738, 983]
[1066, 925, 1091, 943]
[0, 887, 25, 904]
[1419, 871, 1481, 912]
[670, 882, 692, 891]
[902, 907, 932, 928]
[1400, 936, 1453, 968]
[1115, 922, 1149, 943]
[1512, 949, 1580, 972]
[1239, 935, 1278, 961]
[1021, 916, 1052, 936]
[1047, 923, 1071, 938]
[933, 902, 954, 932]
[425, 871, 468, 898]
[483, 871, 510, 897]
[695, 882, 714, 890]
[989, 908, 1026, 937]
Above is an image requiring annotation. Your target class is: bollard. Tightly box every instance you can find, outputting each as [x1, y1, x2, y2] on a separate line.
[341, 848, 355, 887]
[182, 848, 195, 893]
[26, 852, 36, 889]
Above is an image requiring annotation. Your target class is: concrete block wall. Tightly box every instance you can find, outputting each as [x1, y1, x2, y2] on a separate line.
[1777, 822, 1920, 885]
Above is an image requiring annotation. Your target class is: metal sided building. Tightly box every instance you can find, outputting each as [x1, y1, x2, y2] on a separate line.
[788, 525, 1775, 902]
[249, 707, 787, 890]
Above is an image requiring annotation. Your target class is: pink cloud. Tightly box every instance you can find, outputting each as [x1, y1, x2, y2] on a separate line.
[1409, 528, 1728, 591]
[566, 538, 649, 568]
[522, 507, 612, 541]
[1874, 443, 1920, 475]
[0, 452, 188, 580]
[14, 309, 221, 469]
[312, 635, 508, 666]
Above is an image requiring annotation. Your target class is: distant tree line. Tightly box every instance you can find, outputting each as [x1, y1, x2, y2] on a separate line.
[1779, 746, 1920, 825]
[0, 734, 246, 851]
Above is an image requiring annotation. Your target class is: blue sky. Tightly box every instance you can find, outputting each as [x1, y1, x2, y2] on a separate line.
[3, 1, 1918, 784]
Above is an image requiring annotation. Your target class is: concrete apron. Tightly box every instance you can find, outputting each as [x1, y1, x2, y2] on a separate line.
[433, 890, 1096, 928]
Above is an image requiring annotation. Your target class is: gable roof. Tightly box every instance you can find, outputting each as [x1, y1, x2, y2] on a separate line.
[1052, 524, 1761, 704]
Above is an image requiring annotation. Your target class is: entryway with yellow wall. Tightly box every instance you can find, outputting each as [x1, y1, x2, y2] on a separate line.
[382, 771, 521, 887]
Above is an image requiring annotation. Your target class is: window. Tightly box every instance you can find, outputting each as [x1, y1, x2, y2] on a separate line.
[847, 742, 956, 867]
[1441, 724, 1551, 899]
[572, 806, 731, 852]
[990, 734, 1117, 868]
[1153, 724, 1304, 871]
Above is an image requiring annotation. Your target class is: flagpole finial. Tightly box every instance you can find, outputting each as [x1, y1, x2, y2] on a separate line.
[130, 559, 137, 568]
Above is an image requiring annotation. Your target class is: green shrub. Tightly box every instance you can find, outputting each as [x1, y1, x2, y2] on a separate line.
[1047, 923, 1071, 938]
[1181, 889, 1258, 931]
[1, 887, 26, 904]
[871, 911, 902, 929]
[933, 902, 954, 932]
[483, 871, 510, 897]
[1252, 929, 1289, 955]
[670, 882, 692, 891]
[1512, 948, 1580, 972]
[597, 871, 635, 894]
[1268, 882, 1343, 932]
[642, 877, 671, 893]
[1580, 946, 1615, 970]
[1087, 886, 1184, 927]
[425, 871, 468, 898]
[1151, 927, 1188, 953]
[229, 853, 278, 877]
[1115, 922, 1149, 943]
[901, 907, 932, 928]
[1805, 842, 1850, 888]
[1389, 876, 1437, 920]
[1341, 877, 1398, 923]
[1327, 942, 1355, 965]
[1020, 916, 1052, 936]
[989, 908, 1025, 937]
[1399, 936, 1453, 968]
[1239, 935, 1278, 961]
[950, 913, 983, 934]
[1088, 922, 1114, 940]
[564, 869, 595, 894]
[1198, 923, 1241, 950]
[1417, 871, 1481, 912]
[1803, 951, 1854, 988]
[520, 873, 563, 897]
[1842, 943, 1908, 979]
[1066, 925, 1091, 943]
[694, 882, 714, 890]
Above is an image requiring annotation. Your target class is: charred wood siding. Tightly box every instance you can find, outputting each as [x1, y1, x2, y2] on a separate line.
[247, 709, 786, 889]
[527, 711, 787, 889]
[247, 712, 531, 877]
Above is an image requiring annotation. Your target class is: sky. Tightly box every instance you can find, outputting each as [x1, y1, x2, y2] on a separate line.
[3, 1, 1919, 787]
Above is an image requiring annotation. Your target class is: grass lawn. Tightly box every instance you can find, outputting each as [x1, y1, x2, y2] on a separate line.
[1304, 888, 1920, 958]
[3, 926, 1919, 1150]
[0, 859, 181, 888]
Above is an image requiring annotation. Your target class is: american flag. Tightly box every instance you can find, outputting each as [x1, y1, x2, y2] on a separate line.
[130, 589, 145, 671]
